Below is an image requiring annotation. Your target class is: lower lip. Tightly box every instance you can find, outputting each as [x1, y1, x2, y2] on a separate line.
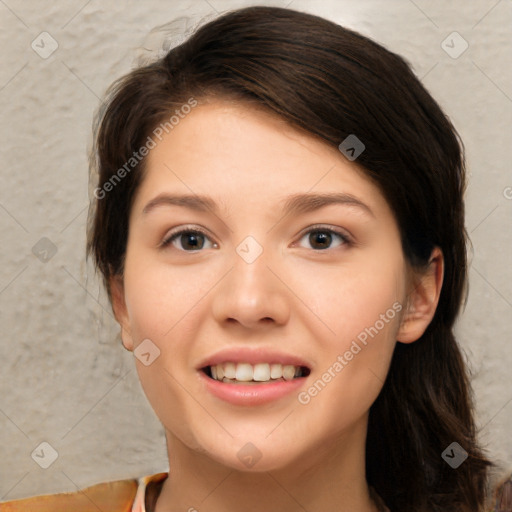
[199, 371, 306, 406]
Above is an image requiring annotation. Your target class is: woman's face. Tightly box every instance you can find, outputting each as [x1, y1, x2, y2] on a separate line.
[113, 100, 411, 472]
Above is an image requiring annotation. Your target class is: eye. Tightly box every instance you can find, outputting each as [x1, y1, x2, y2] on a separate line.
[297, 226, 350, 250]
[161, 227, 217, 252]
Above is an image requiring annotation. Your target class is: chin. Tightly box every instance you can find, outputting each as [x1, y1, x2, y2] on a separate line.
[196, 434, 305, 474]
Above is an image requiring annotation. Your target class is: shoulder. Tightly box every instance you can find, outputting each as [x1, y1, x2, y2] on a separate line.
[0, 477, 139, 512]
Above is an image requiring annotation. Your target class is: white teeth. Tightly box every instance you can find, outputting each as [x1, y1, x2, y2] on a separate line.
[235, 363, 253, 382]
[209, 362, 304, 383]
[282, 365, 296, 381]
[224, 362, 236, 379]
[253, 363, 270, 382]
[270, 363, 282, 379]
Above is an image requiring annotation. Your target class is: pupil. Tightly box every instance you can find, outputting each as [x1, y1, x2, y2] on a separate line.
[182, 232, 204, 250]
[310, 231, 331, 249]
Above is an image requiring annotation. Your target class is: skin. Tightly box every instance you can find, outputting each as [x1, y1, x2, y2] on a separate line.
[110, 100, 443, 512]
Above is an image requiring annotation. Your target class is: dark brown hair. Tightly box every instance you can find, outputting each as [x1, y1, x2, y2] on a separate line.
[87, 6, 492, 511]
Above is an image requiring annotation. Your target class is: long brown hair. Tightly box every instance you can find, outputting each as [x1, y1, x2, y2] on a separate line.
[87, 6, 492, 510]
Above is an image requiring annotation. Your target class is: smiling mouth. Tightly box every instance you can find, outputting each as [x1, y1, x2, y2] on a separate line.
[202, 362, 310, 385]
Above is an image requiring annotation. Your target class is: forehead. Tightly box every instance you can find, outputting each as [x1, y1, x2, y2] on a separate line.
[132, 100, 389, 218]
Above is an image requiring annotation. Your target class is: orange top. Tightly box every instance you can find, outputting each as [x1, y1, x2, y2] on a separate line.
[2, 472, 510, 511]
[0, 472, 168, 512]
[0, 473, 392, 511]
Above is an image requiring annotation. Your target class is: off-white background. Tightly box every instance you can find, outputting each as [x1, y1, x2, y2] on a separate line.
[0, 0, 511, 500]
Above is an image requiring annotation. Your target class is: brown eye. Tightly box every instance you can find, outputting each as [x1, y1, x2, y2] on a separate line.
[309, 231, 332, 249]
[298, 228, 349, 250]
[177, 232, 206, 250]
[162, 228, 216, 251]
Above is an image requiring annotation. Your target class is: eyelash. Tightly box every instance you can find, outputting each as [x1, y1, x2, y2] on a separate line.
[296, 224, 352, 249]
[160, 226, 216, 250]
[160, 224, 352, 251]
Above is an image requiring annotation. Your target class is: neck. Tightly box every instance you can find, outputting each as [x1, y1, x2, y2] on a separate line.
[154, 418, 380, 512]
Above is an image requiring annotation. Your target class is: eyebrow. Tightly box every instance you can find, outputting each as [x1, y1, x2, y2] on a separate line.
[282, 192, 374, 218]
[142, 192, 374, 218]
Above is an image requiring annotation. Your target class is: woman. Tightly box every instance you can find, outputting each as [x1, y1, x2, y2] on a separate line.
[1, 5, 503, 512]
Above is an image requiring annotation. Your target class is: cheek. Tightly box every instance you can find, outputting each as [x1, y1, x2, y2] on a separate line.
[292, 252, 405, 348]
[298, 256, 404, 418]
[122, 259, 208, 447]
[296, 269, 402, 430]
[123, 255, 216, 340]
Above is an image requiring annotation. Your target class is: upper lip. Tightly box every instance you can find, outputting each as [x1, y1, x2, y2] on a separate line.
[197, 348, 312, 370]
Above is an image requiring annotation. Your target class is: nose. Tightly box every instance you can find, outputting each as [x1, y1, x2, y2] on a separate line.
[211, 248, 291, 330]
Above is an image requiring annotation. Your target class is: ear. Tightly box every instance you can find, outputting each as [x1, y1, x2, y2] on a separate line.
[109, 275, 134, 351]
[396, 247, 444, 344]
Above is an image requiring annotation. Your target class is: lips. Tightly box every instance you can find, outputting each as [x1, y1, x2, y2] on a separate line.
[197, 349, 311, 403]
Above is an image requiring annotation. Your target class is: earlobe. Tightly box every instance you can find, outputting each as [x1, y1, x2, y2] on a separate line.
[109, 275, 134, 351]
[396, 247, 444, 344]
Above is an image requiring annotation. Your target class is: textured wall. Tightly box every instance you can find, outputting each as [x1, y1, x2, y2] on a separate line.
[0, 0, 510, 500]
